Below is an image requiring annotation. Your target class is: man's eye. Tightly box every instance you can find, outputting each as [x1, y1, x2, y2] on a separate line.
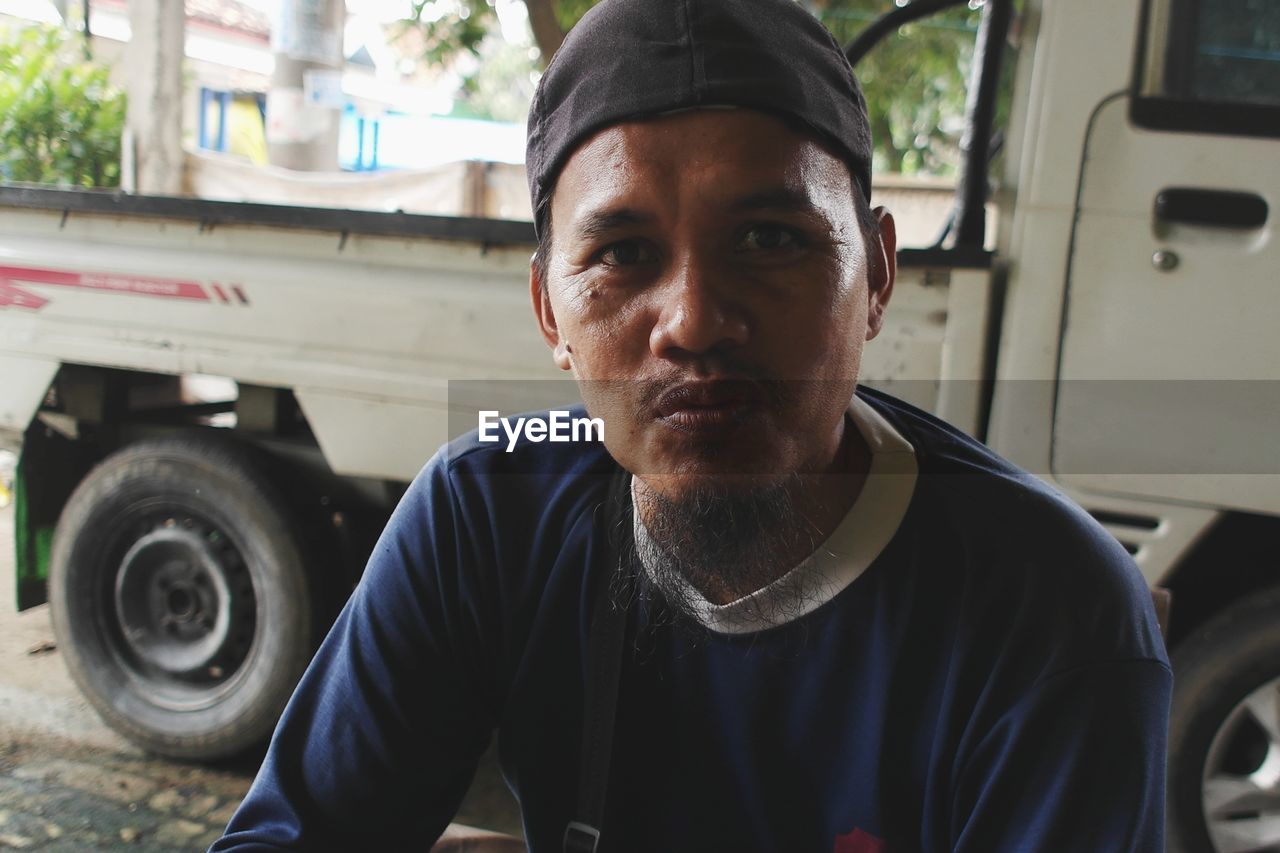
[737, 225, 800, 252]
[599, 240, 655, 266]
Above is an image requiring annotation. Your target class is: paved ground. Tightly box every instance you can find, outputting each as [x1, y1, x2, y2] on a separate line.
[0, 493, 522, 851]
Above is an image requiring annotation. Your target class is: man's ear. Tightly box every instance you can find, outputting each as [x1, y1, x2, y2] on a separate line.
[865, 207, 897, 342]
[530, 259, 573, 371]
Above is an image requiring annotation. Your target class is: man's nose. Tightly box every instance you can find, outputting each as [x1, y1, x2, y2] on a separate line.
[648, 258, 750, 359]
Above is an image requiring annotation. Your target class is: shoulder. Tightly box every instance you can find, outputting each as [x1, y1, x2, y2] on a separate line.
[408, 402, 617, 530]
[362, 405, 619, 683]
[858, 387, 1168, 672]
[372, 402, 618, 594]
[859, 386, 1129, 574]
[441, 403, 611, 474]
[383, 404, 620, 613]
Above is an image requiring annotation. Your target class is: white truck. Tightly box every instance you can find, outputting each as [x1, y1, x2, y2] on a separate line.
[2, 0, 1276, 849]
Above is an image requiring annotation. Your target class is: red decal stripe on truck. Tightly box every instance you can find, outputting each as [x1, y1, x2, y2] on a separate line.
[0, 264, 210, 311]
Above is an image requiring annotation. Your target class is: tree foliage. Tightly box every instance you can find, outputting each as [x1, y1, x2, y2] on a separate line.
[816, 2, 982, 176]
[400, 0, 497, 69]
[0, 23, 126, 187]
[405, 0, 1001, 177]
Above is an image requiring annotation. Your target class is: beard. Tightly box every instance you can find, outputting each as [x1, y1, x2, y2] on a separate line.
[626, 473, 830, 634]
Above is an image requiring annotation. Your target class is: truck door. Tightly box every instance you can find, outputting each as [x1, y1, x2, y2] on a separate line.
[1052, 0, 1280, 515]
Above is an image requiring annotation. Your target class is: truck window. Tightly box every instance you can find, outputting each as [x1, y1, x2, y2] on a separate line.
[1134, 0, 1280, 134]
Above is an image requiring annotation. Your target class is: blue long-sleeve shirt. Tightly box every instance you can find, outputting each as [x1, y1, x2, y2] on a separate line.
[213, 388, 1170, 852]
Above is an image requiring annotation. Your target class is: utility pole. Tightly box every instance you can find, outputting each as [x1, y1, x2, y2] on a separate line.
[122, 0, 185, 195]
[266, 0, 345, 171]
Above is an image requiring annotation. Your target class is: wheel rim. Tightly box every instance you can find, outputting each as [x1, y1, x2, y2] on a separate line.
[1202, 675, 1280, 852]
[97, 510, 258, 712]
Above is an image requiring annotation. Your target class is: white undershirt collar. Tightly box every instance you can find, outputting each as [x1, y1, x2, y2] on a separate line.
[631, 394, 918, 635]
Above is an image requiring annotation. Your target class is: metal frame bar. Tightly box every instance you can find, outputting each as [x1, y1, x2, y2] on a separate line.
[843, 0, 1012, 252]
[843, 0, 971, 66]
[953, 0, 1013, 249]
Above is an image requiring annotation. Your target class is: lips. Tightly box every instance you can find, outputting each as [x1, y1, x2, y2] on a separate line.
[654, 380, 760, 435]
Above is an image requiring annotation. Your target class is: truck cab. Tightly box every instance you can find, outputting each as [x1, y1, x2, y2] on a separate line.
[991, 0, 1280, 849]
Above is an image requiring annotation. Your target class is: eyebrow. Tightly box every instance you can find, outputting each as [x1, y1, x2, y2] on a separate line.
[729, 187, 827, 217]
[571, 208, 655, 243]
[569, 186, 831, 243]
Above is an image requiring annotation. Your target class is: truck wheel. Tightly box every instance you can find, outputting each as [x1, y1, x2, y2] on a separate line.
[48, 435, 316, 760]
[1167, 587, 1280, 853]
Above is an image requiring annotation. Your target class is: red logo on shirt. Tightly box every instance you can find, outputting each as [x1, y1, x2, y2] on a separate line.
[835, 827, 885, 853]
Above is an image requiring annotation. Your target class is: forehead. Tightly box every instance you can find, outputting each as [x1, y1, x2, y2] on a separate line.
[549, 109, 854, 229]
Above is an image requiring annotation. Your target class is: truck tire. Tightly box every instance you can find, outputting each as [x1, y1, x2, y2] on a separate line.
[1167, 587, 1280, 853]
[48, 435, 316, 760]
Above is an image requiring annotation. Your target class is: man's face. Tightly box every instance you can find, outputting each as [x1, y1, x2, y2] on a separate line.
[532, 109, 895, 502]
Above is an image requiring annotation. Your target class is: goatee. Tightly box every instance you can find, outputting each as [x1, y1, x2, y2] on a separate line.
[628, 475, 829, 633]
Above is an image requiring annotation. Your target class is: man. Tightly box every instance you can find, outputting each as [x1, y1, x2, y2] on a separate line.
[215, 0, 1170, 850]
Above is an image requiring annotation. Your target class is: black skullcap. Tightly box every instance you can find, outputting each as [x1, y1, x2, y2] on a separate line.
[525, 0, 873, 239]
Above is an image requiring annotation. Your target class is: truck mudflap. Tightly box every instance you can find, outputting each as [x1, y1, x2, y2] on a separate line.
[0, 356, 60, 609]
[14, 457, 53, 611]
[13, 420, 91, 611]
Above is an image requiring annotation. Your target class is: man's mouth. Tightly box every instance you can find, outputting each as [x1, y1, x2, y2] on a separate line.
[654, 380, 761, 435]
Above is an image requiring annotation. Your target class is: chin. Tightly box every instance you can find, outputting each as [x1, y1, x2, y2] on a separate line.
[621, 416, 804, 491]
[636, 464, 793, 504]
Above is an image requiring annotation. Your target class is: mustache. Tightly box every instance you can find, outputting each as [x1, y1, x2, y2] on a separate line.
[630, 360, 794, 413]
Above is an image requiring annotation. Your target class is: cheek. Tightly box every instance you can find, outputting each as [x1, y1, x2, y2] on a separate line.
[549, 278, 650, 378]
[823, 297, 869, 381]
[769, 262, 868, 376]
[826, 252, 871, 342]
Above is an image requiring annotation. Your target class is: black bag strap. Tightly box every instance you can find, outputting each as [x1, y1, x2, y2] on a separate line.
[563, 471, 634, 853]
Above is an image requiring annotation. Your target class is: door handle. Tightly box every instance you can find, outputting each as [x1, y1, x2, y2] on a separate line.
[1154, 187, 1268, 229]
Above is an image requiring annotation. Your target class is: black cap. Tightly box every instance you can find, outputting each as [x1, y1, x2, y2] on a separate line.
[525, 0, 873, 239]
